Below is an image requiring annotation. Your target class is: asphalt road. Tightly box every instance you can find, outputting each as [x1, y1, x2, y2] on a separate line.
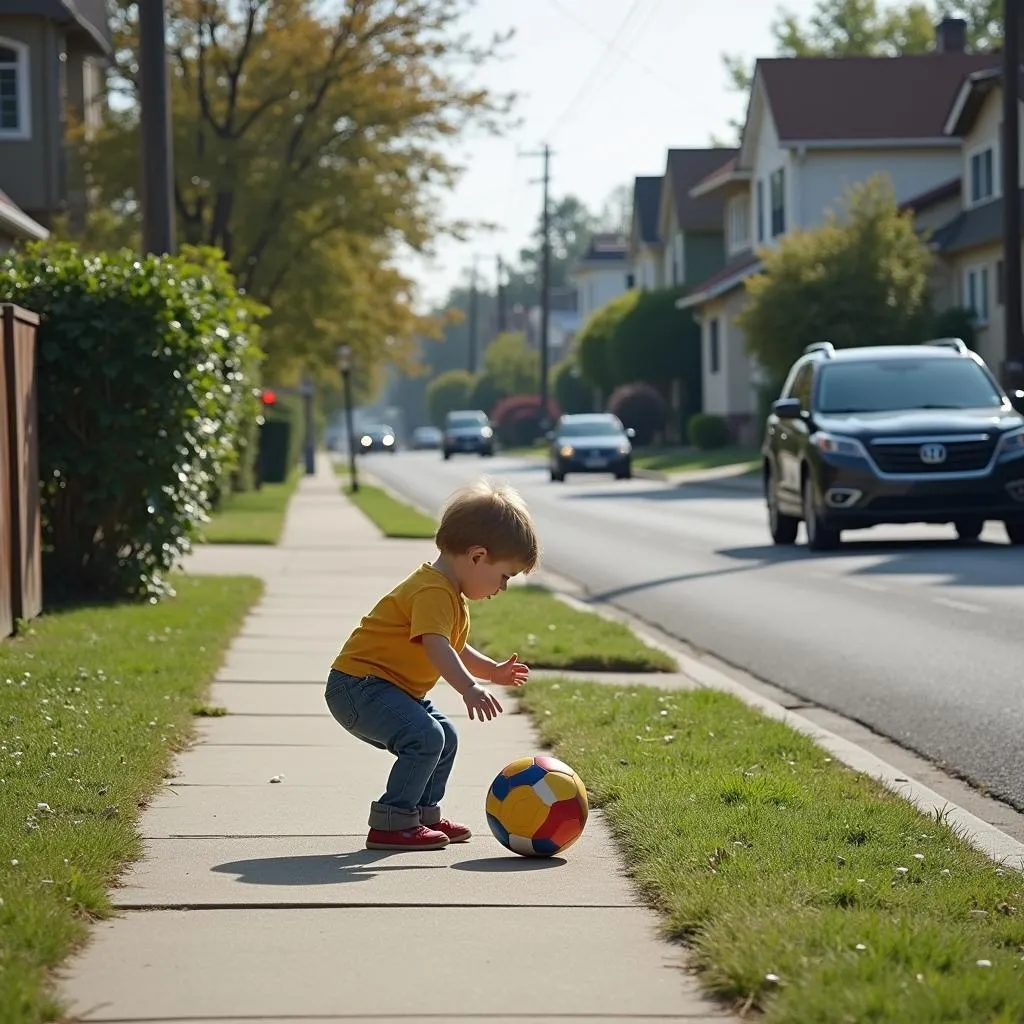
[358, 449, 1024, 811]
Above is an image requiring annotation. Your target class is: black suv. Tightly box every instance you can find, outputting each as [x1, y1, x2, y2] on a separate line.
[762, 339, 1024, 550]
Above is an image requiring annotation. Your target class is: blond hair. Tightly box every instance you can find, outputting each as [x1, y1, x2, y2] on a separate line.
[435, 478, 539, 571]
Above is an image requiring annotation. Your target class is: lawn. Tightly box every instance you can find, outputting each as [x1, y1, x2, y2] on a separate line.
[632, 446, 760, 475]
[470, 585, 675, 672]
[343, 482, 437, 540]
[523, 679, 1024, 1023]
[201, 470, 300, 544]
[0, 575, 262, 1023]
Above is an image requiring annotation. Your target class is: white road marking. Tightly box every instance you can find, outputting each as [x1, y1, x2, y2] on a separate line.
[933, 596, 987, 614]
[845, 578, 889, 592]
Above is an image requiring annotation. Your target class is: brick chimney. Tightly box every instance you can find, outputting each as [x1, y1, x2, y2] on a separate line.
[935, 17, 967, 53]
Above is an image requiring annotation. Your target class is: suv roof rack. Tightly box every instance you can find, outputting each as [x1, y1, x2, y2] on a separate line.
[804, 342, 835, 358]
[923, 337, 968, 354]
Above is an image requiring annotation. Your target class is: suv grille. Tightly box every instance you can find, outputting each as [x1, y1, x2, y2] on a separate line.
[869, 436, 996, 474]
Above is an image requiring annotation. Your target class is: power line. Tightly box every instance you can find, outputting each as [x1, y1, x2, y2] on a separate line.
[545, 0, 652, 140]
[544, 0, 679, 116]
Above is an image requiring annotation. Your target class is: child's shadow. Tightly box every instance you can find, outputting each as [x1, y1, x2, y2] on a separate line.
[212, 850, 438, 886]
[211, 851, 568, 886]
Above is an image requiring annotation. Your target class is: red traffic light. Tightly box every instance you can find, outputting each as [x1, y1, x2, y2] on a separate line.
[261, 388, 277, 406]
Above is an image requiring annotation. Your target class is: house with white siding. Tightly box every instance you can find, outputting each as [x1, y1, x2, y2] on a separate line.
[678, 17, 995, 444]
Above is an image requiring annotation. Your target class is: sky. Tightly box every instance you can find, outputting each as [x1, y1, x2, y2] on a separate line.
[401, 0, 825, 310]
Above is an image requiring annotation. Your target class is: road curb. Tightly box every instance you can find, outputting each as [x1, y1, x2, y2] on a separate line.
[534, 570, 1024, 873]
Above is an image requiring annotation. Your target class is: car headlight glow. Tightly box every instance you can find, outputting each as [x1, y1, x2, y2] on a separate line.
[997, 428, 1024, 460]
[559, 445, 574, 458]
[382, 434, 394, 446]
[811, 432, 867, 458]
[481, 426, 493, 439]
[618, 443, 631, 455]
[360, 435, 372, 446]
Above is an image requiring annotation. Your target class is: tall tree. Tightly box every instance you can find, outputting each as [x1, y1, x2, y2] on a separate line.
[737, 176, 934, 385]
[716, 0, 999, 144]
[70, 0, 513, 382]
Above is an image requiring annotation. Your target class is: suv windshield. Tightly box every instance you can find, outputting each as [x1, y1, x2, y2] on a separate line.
[447, 412, 487, 429]
[557, 419, 623, 438]
[816, 358, 1003, 413]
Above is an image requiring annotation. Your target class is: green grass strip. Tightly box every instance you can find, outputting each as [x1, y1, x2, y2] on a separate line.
[202, 470, 300, 544]
[0, 575, 263, 1023]
[471, 586, 675, 672]
[344, 482, 437, 539]
[523, 678, 1024, 1023]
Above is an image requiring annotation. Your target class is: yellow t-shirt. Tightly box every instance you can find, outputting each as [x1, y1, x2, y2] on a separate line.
[332, 563, 470, 700]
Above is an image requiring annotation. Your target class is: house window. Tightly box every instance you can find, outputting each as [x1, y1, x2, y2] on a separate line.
[968, 145, 997, 205]
[0, 39, 28, 138]
[728, 195, 750, 252]
[964, 266, 990, 325]
[708, 318, 720, 374]
[756, 180, 765, 243]
[769, 168, 786, 237]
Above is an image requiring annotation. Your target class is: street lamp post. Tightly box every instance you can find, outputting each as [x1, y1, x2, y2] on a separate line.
[337, 345, 359, 492]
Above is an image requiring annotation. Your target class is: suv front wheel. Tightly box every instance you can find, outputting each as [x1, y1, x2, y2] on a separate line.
[803, 475, 840, 551]
[766, 467, 798, 545]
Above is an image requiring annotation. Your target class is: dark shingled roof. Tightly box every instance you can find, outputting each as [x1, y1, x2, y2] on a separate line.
[757, 52, 997, 142]
[665, 149, 738, 231]
[685, 249, 761, 302]
[632, 176, 661, 245]
[577, 233, 628, 264]
[930, 193, 1021, 254]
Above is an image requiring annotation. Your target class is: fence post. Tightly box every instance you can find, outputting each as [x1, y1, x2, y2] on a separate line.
[2, 304, 42, 632]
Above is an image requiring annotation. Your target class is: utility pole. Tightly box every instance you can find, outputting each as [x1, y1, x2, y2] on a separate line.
[523, 144, 553, 429]
[468, 256, 480, 374]
[138, 0, 175, 255]
[1003, 0, 1024, 406]
[496, 255, 507, 334]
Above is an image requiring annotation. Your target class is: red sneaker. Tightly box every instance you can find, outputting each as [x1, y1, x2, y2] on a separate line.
[431, 818, 472, 843]
[365, 825, 449, 851]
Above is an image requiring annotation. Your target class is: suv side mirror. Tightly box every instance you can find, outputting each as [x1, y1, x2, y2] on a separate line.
[625, 427, 636, 439]
[772, 398, 802, 419]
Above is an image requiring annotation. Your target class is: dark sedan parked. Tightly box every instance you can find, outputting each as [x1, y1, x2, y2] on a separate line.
[548, 413, 634, 482]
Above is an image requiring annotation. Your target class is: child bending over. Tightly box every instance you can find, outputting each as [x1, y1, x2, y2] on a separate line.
[325, 479, 539, 851]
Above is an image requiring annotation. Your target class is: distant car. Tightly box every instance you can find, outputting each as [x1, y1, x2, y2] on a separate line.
[548, 413, 634, 482]
[358, 424, 397, 454]
[411, 425, 443, 450]
[443, 409, 494, 459]
[763, 338, 1024, 550]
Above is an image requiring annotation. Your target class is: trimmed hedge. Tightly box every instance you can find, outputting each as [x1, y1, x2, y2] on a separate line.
[0, 242, 266, 602]
[607, 382, 667, 446]
[688, 412, 731, 450]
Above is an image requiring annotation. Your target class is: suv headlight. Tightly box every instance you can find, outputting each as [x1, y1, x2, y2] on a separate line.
[996, 427, 1024, 461]
[559, 445, 574, 458]
[810, 432, 868, 458]
[481, 426, 493, 439]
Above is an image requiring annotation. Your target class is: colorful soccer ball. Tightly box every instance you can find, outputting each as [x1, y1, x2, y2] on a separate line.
[485, 755, 589, 857]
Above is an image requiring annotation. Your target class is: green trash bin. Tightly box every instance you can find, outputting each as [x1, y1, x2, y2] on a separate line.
[258, 419, 291, 484]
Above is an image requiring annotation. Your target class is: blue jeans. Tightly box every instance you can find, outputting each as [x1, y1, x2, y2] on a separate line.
[324, 669, 458, 831]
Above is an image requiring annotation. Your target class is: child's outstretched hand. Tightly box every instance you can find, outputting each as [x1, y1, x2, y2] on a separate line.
[492, 653, 529, 688]
[464, 684, 503, 721]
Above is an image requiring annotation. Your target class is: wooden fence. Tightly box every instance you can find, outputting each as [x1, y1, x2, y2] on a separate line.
[1, 304, 41, 639]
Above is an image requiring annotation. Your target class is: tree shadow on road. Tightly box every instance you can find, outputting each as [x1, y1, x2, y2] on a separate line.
[717, 534, 1024, 589]
[560, 480, 757, 502]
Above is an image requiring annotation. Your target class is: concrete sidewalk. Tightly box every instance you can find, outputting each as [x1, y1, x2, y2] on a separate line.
[57, 457, 735, 1023]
